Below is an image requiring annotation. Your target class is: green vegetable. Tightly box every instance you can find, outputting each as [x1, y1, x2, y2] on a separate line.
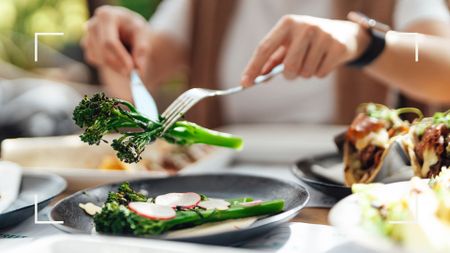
[358, 103, 423, 127]
[414, 110, 449, 137]
[432, 110, 450, 128]
[73, 93, 243, 163]
[94, 183, 284, 236]
[353, 183, 412, 242]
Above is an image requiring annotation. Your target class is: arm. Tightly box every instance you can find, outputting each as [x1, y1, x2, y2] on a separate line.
[365, 31, 450, 104]
[241, 15, 450, 104]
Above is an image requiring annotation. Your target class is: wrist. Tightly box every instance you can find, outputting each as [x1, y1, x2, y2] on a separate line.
[353, 26, 371, 61]
[346, 12, 391, 68]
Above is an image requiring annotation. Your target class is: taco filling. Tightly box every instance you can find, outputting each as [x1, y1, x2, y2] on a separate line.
[343, 103, 421, 186]
[410, 112, 450, 178]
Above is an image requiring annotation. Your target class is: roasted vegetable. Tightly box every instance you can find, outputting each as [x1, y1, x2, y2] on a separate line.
[73, 93, 243, 163]
[93, 182, 284, 236]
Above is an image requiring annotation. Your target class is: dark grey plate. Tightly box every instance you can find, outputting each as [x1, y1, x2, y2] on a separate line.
[292, 153, 351, 200]
[0, 170, 67, 229]
[49, 173, 309, 245]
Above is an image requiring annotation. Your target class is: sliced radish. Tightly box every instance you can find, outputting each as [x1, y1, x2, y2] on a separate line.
[240, 200, 263, 207]
[128, 202, 176, 220]
[198, 198, 230, 210]
[154, 192, 201, 208]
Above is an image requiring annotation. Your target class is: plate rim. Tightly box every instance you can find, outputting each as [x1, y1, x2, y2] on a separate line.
[0, 170, 67, 218]
[291, 153, 349, 190]
[49, 173, 310, 240]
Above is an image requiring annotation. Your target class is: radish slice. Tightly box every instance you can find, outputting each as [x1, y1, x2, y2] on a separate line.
[128, 202, 176, 220]
[240, 200, 263, 207]
[198, 198, 230, 210]
[154, 192, 201, 208]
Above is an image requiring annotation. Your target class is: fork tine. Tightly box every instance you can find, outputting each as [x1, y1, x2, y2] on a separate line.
[162, 96, 194, 124]
[161, 92, 189, 118]
[162, 96, 202, 133]
[161, 88, 199, 118]
[162, 97, 196, 129]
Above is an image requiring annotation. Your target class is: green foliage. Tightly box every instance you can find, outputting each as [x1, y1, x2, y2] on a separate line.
[0, 0, 89, 69]
[117, 0, 162, 20]
[73, 93, 243, 163]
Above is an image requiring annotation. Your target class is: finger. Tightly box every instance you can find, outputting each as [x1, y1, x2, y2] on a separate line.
[261, 46, 286, 75]
[131, 31, 151, 73]
[82, 20, 101, 65]
[316, 43, 346, 78]
[241, 17, 292, 87]
[98, 16, 133, 75]
[299, 34, 331, 78]
[282, 30, 311, 80]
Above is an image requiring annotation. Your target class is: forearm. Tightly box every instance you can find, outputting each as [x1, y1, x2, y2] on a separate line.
[365, 31, 450, 104]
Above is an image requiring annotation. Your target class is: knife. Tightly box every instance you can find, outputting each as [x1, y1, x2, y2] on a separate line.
[130, 70, 159, 122]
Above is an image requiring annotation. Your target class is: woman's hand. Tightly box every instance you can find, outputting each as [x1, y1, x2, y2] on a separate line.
[82, 6, 186, 98]
[241, 15, 370, 86]
[81, 6, 152, 76]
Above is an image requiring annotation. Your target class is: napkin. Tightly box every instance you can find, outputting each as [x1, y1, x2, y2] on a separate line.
[0, 161, 22, 213]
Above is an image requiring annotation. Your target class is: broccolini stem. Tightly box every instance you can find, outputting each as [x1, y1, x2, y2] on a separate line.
[167, 121, 243, 149]
[163, 199, 284, 231]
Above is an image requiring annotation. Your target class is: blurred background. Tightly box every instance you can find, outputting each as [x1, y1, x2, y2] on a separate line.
[0, 0, 448, 145]
[0, 0, 170, 143]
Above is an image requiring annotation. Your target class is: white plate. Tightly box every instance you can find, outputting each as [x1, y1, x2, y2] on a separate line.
[0, 161, 22, 213]
[329, 180, 428, 253]
[1, 135, 235, 191]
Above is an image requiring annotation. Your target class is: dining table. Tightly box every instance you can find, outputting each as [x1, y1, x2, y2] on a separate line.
[0, 124, 377, 253]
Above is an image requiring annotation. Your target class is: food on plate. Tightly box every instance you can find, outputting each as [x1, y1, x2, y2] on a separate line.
[90, 182, 284, 236]
[79, 202, 102, 216]
[73, 93, 243, 163]
[96, 141, 213, 174]
[198, 198, 231, 210]
[354, 168, 450, 253]
[343, 103, 422, 186]
[404, 111, 449, 178]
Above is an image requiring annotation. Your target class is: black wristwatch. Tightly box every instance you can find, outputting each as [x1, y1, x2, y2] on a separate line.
[346, 11, 391, 68]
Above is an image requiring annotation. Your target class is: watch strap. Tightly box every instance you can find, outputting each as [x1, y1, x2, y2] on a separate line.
[346, 12, 390, 68]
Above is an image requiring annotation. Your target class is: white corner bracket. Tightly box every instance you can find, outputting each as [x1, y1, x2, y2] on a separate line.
[414, 33, 420, 63]
[34, 194, 63, 224]
[34, 32, 64, 62]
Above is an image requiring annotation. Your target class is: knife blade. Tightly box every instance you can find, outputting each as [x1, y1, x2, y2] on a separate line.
[130, 70, 159, 122]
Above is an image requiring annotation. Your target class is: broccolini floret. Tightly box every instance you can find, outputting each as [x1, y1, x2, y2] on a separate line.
[73, 93, 243, 163]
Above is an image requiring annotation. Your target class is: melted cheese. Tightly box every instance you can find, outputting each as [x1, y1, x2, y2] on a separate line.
[421, 148, 439, 176]
[355, 129, 389, 151]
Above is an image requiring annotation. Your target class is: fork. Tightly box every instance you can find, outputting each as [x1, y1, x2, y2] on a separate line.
[160, 64, 285, 134]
